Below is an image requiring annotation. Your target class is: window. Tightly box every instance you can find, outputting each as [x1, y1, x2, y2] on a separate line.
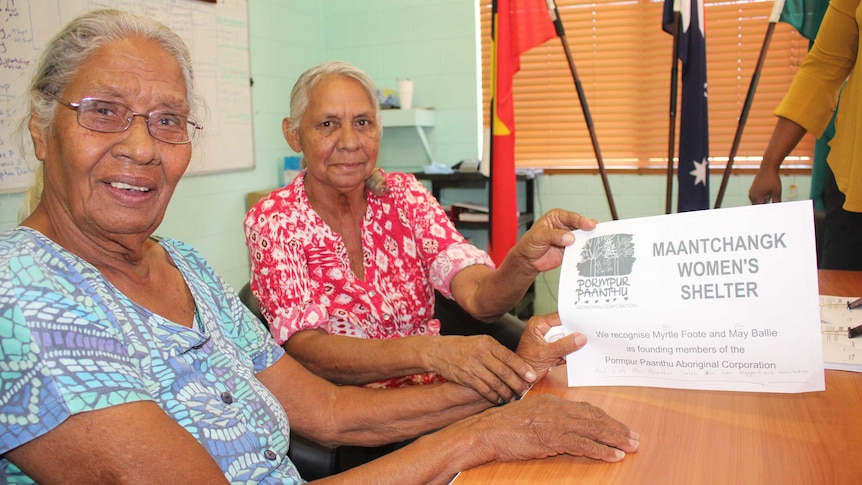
[480, 0, 814, 170]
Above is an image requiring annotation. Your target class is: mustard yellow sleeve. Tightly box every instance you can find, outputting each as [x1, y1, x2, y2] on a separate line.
[775, 0, 860, 138]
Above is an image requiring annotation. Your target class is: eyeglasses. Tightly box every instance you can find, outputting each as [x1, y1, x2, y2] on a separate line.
[46, 92, 202, 144]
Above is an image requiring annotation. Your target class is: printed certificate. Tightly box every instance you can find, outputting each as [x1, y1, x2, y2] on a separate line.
[558, 200, 824, 393]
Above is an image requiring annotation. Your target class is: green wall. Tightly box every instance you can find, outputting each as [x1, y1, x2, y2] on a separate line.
[0, 0, 481, 291]
[0, 0, 810, 314]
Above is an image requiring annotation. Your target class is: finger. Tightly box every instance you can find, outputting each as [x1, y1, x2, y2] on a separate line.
[534, 314, 584, 353]
[440, 358, 504, 404]
[487, 351, 535, 398]
[536, 333, 585, 374]
[518, 313, 563, 352]
[552, 216, 597, 251]
[565, 436, 630, 463]
[519, 226, 575, 257]
[558, 209, 598, 231]
[475, 336, 536, 383]
[471, 377, 509, 405]
[456, 343, 531, 402]
[551, 333, 587, 356]
[563, 402, 640, 456]
[462, 363, 520, 404]
[546, 209, 597, 231]
[570, 213, 598, 231]
[539, 312, 562, 327]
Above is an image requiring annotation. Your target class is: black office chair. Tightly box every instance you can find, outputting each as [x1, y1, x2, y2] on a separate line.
[434, 290, 525, 351]
[237, 283, 526, 479]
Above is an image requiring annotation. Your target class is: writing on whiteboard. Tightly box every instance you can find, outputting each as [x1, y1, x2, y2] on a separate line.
[0, 0, 254, 194]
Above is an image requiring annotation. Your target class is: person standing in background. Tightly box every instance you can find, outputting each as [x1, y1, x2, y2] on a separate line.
[749, 0, 860, 270]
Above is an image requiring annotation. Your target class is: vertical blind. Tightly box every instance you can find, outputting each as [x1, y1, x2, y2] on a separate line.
[480, 0, 815, 169]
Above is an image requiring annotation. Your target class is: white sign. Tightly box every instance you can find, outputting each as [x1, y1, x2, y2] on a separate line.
[558, 201, 824, 393]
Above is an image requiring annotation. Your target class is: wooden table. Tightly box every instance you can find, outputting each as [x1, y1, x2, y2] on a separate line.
[455, 270, 862, 484]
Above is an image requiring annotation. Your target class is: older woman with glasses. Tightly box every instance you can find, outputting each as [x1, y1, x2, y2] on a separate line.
[0, 9, 637, 484]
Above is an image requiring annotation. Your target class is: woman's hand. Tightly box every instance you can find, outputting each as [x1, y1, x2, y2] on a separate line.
[327, 377, 640, 484]
[748, 166, 782, 204]
[510, 208, 597, 274]
[749, 116, 808, 205]
[451, 209, 597, 322]
[424, 334, 537, 404]
[516, 312, 585, 380]
[463, 393, 639, 464]
[423, 313, 583, 403]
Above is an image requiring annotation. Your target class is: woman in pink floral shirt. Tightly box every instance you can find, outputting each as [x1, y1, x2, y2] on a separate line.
[244, 61, 597, 403]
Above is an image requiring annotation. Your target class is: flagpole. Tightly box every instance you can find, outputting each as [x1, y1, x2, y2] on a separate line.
[488, 0, 508, 264]
[545, 0, 618, 220]
[666, 0, 682, 214]
[714, 0, 786, 208]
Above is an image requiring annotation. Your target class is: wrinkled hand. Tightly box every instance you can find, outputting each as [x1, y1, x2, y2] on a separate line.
[749, 168, 782, 204]
[467, 393, 639, 464]
[511, 209, 597, 274]
[516, 312, 585, 381]
[426, 334, 536, 404]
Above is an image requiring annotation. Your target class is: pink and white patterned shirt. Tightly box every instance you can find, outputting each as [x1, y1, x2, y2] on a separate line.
[244, 170, 494, 388]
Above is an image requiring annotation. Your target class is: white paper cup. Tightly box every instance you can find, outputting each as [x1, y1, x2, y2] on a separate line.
[398, 78, 414, 110]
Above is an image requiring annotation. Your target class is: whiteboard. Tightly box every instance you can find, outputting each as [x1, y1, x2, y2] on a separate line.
[0, 0, 254, 194]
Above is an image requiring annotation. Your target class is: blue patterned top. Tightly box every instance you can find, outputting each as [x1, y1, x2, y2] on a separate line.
[0, 227, 303, 484]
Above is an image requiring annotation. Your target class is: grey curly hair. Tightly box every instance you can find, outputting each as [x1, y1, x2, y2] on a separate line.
[288, 61, 388, 196]
[16, 8, 201, 219]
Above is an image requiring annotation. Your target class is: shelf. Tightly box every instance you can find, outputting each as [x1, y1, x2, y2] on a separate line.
[413, 172, 530, 196]
[381, 109, 436, 164]
[414, 172, 529, 182]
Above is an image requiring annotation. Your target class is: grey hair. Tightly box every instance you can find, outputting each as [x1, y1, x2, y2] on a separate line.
[17, 8, 200, 219]
[288, 61, 387, 196]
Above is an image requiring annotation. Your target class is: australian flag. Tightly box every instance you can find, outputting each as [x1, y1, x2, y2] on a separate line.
[663, 0, 709, 212]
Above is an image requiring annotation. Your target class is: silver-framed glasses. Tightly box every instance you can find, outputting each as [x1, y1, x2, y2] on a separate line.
[46, 92, 202, 144]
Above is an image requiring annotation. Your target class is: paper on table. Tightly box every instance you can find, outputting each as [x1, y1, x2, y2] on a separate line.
[820, 295, 862, 372]
[557, 200, 824, 393]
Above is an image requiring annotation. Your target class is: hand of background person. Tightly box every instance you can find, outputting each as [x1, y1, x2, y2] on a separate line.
[509, 209, 597, 274]
[749, 117, 807, 205]
[457, 393, 639, 465]
[516, 312, 584, 381]
[749, 166, 782, 204]
[424, 334, 537, 404]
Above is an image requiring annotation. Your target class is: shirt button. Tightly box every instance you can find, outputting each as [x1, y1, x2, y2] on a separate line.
[383, 313, 391, 321]
[368, 290, 377, 297]
[264, 449, 277, 460]
[220, 391, 234, 404]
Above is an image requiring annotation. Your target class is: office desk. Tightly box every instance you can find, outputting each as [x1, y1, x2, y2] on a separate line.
[455, 270, 862, 484]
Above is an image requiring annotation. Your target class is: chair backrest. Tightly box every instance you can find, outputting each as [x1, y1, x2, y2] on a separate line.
[238, 282, 268, 332]
[434, 291, 525, 351]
